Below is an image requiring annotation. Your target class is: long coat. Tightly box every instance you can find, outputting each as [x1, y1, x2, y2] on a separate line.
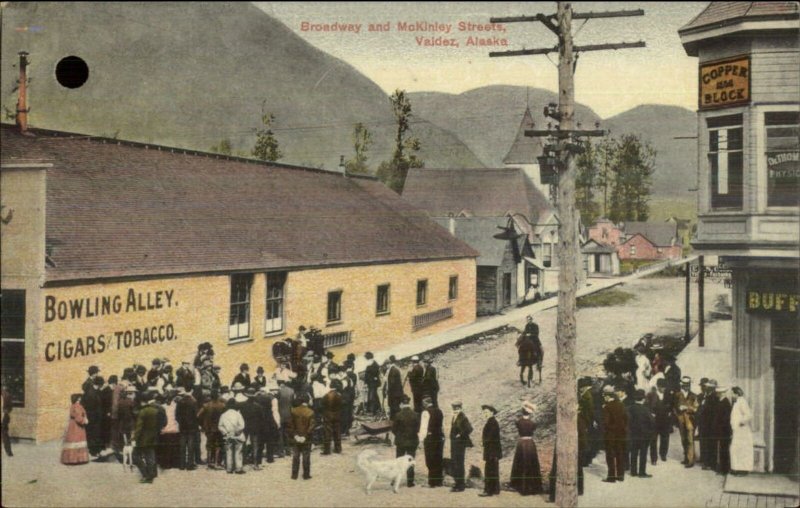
[647, 391, 672, 432]
[287, 405, 315, 440]
[134, 404, 163, 448]
[61, 401, 90, 465]
[392, 407, 420, 449]
[320, 390, 343, 423]
[627, 402, 655, 442]
[603, 399, 628, 442]
[422, 366, 439, 398]
[386, 366, 404, 402]
[730, 397, 754, 472]
[482, 416, 502, 461]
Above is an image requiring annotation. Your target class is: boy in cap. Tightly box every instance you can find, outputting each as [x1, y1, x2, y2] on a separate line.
[479, 404, 501, 496]
[673, 375, 698, 468]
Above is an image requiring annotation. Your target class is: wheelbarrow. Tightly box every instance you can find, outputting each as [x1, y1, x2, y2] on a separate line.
[353, 419, 393, 446]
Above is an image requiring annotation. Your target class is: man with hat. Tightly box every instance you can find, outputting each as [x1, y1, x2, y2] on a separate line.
[627, 389, 654, 477]
[421, 356, 440, 409]
[232, 382, 248, 404]
[320, 380, 343, 455]
[385, 355, 404, 420]
[233, 364, 252, 390]
[449, 400, 473, 492]
[83, 365, 101, 394]
[673, 375, 698, 468]
[133, 391, 162, 483]
[602, 385, 627, 482]
[646, 378, 672, 464]
[405, 356, 425, 413]
[697, 379, 719, 470]
[479, 404, 501, 497]
[712, 384, 732, 475]
[363, 352, 381, 415]
[147, 359, 163, 388]
[391, 395, 420, 487]
[198, 389, 226, 470]
[578, 377, 595, 467]
[253, 367, 267, 390]
[175, 384, 200, 470]
[287, 394, 315, 480]
[418, 396, 444, 487]
[175, 359, 194, 391]
[239, 387, 266, 470]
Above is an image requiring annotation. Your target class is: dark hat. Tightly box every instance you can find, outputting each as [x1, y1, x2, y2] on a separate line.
[732, 386, 744, 396]
[700, 377, 709, 385]
[656, 378, 666, 388]
[401, 395, 411, 405]
[388, 355, 397, 363]
[347, 353, 356, 362]
[244, 387, 257, 397]
[313, 355, 321, 362]
[152, 358, 161, 366]
[220, 385, 230, 393]
[706, 379, 718, 388]
[88, 365, 100, 375]
[365, 351, 374, 360]
[578, 377, 593, 389]
[299, 325, 307, 331]
[257, 366, 264, 374]
[481, 404, 498, 414]
[330, 380, 343, 391]
[213, 365, 222, 371]
[633, 389, 646, 401]
[108, 375, 119, 384]
[240, 363, 249, 371]
[136, 365, 147, 374]
[325, 351, 334, 359]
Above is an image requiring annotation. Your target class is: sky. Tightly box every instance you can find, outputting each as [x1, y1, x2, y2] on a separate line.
[256, 1, 709, 118]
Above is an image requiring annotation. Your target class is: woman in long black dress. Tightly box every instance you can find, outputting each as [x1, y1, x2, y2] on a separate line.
[510, 401, 543, 496]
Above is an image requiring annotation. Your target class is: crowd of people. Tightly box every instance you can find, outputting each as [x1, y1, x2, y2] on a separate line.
[581, 344, 755, 486]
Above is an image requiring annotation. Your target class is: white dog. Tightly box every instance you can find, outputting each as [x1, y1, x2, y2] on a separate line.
[356, 449, 414, 494]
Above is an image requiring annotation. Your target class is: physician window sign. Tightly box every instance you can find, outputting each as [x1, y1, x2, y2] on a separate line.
[699, 56, 750, 110]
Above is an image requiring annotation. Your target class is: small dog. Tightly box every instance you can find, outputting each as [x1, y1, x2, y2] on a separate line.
[121, 435, 134, 472]
[356, 449, 414, 494]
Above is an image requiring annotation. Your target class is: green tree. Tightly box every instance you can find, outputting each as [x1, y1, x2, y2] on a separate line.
[575, 139, 601, 225]
[210, 138, 233, 156]
[376, 89, 424, 193]
[252, 104, 283, 162]
[345, 122, 372, 174]
[607, 134, 656, 223]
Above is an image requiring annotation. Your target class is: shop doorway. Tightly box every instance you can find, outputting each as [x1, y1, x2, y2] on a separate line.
[772, 314, 799, 476]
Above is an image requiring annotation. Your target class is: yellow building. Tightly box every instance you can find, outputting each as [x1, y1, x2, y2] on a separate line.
[0, 124, 478, 442]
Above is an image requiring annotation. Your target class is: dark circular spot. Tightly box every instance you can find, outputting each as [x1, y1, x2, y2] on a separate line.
[55, 56, 89, 89]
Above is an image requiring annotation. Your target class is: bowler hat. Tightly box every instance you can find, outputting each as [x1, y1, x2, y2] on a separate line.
[364, 351, 374, 360]
[325, 351, 334, 359]
[88, 366, 100, 375]
[481, 404, 498, 414]
[633, 389, 646, 401]
[152, 358, 161, 366]
[388, 355, 397, 363]
[244, 387, 257, 397]
[401, 395, 411, 405]
[578, 377, 593, 389]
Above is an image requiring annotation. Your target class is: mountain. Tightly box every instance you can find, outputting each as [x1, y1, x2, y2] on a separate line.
[409, 85, 601, 170]
[409, 86, 698, 199]
[603, 105, 698, 198]
[0, 2, 482, 170]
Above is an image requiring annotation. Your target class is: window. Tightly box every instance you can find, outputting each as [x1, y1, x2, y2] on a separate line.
[1, 290, 26, 406]
[708, 114, 743, 209]
[265, 272, 286, 334]
[327, 290, 343, 323]
[416, 279, 428, 306]
[502, 273, 512, 306]
[229, 274, 253, 340]
[765, 112, 800, 207]
[630, 244, 637, 256]
[448, 275, 458, 300]
[376, 284, 390, 315]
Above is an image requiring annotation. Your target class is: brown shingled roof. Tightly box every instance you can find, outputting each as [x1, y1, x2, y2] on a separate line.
[401, 167, 553, 223]
[680, 2, 799, 33]
[1, 125, 478, 283]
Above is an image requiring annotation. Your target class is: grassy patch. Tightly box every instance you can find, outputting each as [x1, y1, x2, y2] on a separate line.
[620, 259, 658, 275]
[577, 288, 636, 308]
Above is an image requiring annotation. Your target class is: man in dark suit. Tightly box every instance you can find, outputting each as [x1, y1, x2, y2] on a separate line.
[422, 357, 439, 408]
[392, 396, 420, 487]
[419, 396, 445, 487]
[627, 389, 654, 477]
[602, 385, 628, 482]
[175, 386, 200, 470]
[364, 352, 382, 415]
[578, 377, 595, 467]
[240, 387, 266, 469]
[647, 378, 671, 464]
[133, 392, 164, 483]
[277, 380, 295, 457]
[406, 356, 425, 413]
[232, 364, 251, 390]
[385, 356, 404, 420]
[713, 386, 733, 475]
[287, 395, 315, 480]
[698, 379, 719, 470]
[449, 400, 473, 492]
[479, 405, 501, 497]
[82, 365, 100, 396]
[320, 381, 343, 455]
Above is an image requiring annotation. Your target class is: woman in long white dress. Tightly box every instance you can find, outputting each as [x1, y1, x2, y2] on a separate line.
[730, 386, 753, 475]
[634, 347, 652, 392]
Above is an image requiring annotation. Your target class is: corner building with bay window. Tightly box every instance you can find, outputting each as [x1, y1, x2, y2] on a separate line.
[0, 124, 478, 442]
[679, 2, 799, 475]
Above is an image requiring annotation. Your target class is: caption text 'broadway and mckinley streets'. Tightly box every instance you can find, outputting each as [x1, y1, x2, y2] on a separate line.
[300, 20, 509, 48]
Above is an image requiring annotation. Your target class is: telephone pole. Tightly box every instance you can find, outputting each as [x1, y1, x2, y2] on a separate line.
[489, 4, 644, 507]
